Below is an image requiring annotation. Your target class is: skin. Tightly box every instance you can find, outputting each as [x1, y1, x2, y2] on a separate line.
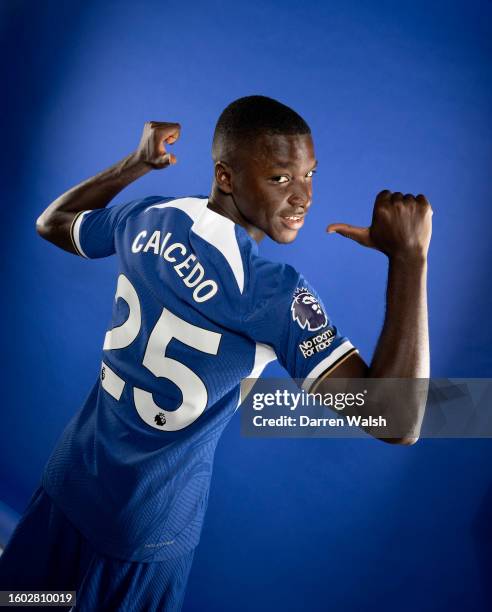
[36, 120, 432, 444]
[208, 133, 317, 244]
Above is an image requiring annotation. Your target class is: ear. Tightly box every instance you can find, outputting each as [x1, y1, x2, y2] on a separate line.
[214, 161, 233, 194]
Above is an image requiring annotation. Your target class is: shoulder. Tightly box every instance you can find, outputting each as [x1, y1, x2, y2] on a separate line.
[115, 195, 175, 224]
[247, 250, 300, 293]
[243, 249, 303, 318]
[118, 195, 208, 239]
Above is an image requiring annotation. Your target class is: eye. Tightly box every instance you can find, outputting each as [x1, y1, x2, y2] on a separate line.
[270, 175, 290, 184]
[306, 169, 317, 178]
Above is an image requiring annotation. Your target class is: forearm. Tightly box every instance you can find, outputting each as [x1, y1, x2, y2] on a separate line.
[36, 121, 179, 254]
[326, 190, 432, 443]
[37, 152, 150, 234]
[362, 254, 429, 442]
[369, 254, 429, 378]
[37, 121, 181, 240]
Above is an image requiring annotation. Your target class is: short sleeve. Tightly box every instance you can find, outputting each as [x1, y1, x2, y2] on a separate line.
[243, 261, 357, 392]
[70, 196, 166, 259]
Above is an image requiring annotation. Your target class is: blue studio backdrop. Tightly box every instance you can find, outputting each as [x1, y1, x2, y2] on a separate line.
[1, 1, 492, 610]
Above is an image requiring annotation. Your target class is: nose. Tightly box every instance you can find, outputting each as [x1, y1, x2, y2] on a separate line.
[288, 181, 312, 211]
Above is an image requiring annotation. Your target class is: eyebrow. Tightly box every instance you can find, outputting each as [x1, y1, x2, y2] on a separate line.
[268, 160, 318, 170]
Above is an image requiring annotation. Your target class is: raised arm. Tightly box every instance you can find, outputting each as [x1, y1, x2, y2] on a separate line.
[36, 121, 180, 253]
[318, 190, 432, 444]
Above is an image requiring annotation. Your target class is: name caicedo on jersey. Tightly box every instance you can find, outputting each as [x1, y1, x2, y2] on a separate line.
[131, 229, 218, 303]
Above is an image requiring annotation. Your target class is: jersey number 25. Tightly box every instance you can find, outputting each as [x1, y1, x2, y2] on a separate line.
[101, 274, 222, 431]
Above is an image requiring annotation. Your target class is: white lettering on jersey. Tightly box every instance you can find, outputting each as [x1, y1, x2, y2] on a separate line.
[183, 262, 204, 288]
[163, 242, 186, 262]
[143, 230, 162, 254]
[131, 231, 148, 253]
[174, 254, 196, 277]
[192, 280, 218, 302]
[131, 229, 219, 303]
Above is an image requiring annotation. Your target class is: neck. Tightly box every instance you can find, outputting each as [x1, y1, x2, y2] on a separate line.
[207, 182, 265, 243]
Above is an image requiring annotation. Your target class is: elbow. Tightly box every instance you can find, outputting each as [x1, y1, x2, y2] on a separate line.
[36, 216, 49, 237]
[36, 221, 54, 243]
[396, 435, 420, 446]
[378, 435, 420, 446]
[36, 212, 56, 239]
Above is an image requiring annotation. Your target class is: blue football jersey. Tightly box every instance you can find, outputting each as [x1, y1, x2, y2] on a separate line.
[42, 196, 357, 562]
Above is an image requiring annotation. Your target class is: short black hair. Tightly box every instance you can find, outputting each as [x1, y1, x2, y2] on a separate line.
[212, 95, 311, 161]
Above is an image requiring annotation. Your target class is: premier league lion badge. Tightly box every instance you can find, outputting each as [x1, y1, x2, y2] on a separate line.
[291, 287, 328, 331]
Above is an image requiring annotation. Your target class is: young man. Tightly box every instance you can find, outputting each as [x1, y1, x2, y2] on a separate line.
[0, 96, 431, 610]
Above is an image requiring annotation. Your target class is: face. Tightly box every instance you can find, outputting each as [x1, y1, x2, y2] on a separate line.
[228, 133, 316, 243]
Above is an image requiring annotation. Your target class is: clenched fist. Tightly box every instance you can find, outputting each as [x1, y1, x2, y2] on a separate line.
[327, 190, 433, 260]
[135, 121, 181, 169]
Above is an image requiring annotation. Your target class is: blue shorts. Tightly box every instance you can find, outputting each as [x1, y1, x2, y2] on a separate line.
[0, 486, 194, 611]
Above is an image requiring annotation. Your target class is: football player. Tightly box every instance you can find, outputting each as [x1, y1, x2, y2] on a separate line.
[0, 96, 432, 611]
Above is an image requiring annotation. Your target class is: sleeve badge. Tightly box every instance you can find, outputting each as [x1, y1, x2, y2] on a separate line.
[291, 287, 328, 332]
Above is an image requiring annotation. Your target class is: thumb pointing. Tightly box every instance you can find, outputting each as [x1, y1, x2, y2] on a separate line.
[326, 223, 372, 248]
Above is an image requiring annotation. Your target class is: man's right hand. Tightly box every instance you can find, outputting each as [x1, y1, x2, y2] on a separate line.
[327, 190, 433, 260]
[135, 121, 181, 169]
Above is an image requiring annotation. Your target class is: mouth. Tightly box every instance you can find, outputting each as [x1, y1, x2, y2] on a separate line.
[279, 214, 305, 231]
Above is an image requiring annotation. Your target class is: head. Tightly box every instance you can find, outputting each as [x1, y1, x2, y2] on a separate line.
[211, 95, 316, 243]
